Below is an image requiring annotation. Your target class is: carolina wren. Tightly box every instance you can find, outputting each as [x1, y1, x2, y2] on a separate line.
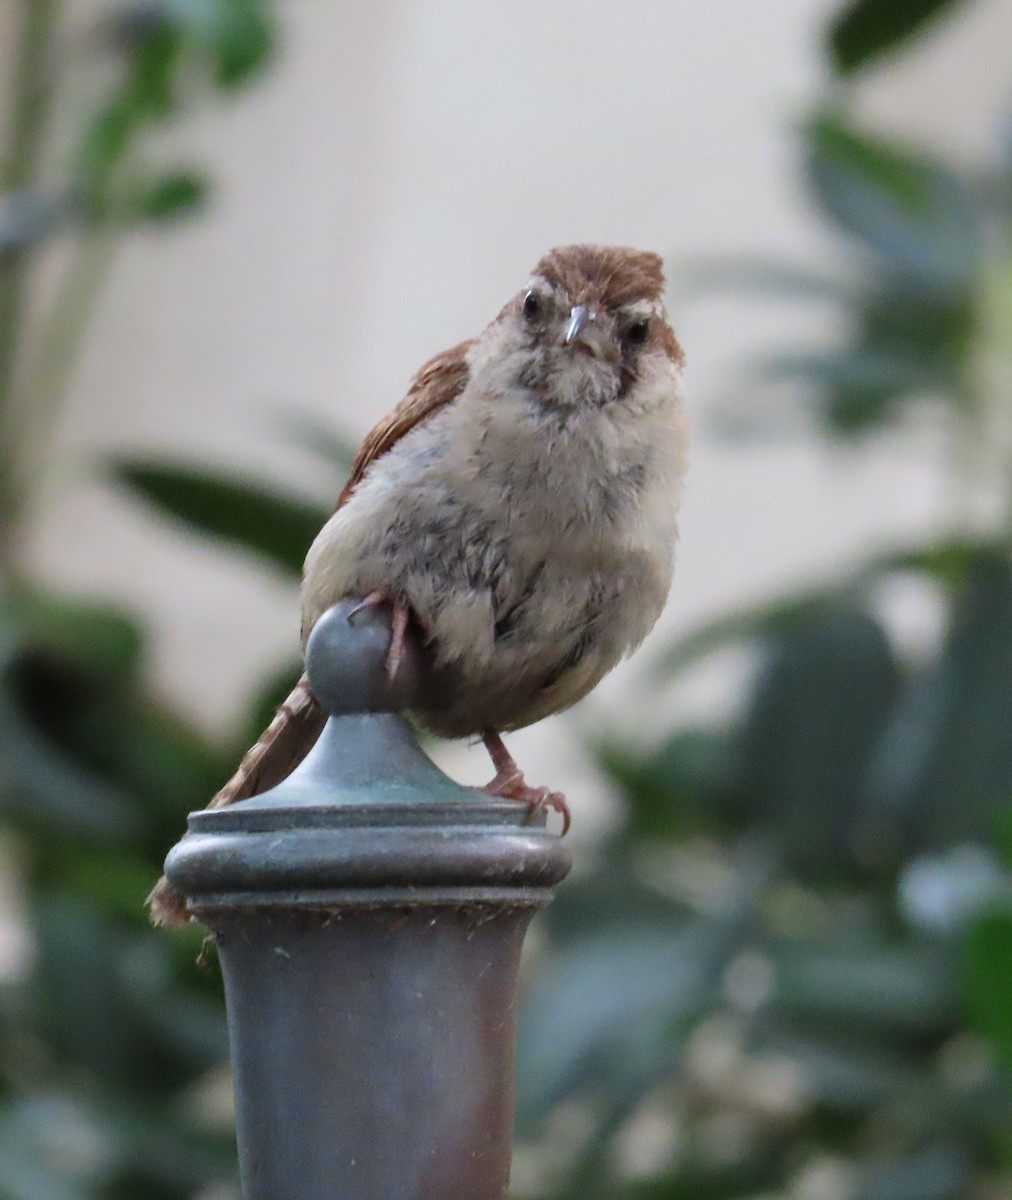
[149, 244, 687, 926]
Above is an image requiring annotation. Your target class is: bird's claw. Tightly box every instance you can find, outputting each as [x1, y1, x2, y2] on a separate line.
[522, 787, 571, 834]
[483, 770, 571, 835]
[345, 591, 412, 681]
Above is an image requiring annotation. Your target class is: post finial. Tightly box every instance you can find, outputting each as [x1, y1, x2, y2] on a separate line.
[304, 598, 423, 715]
[160, 598, 572, 1200]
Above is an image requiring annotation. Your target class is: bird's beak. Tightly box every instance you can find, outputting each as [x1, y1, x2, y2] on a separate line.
[564, 305, 594, 345]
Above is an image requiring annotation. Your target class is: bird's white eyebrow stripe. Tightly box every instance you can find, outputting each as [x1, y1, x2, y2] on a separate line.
[622, 300, 664, 319]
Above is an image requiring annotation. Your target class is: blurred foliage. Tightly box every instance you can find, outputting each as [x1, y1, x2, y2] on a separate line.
[1, 0, 1011, 1199]
[0, 3, 276, 1196]
[112, 460, 329, 578]
[0, 0, 277, 561]
[827, 0, 974, 75]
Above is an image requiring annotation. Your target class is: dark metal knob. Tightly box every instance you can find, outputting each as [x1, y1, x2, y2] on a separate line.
[304, 597, 424, 714]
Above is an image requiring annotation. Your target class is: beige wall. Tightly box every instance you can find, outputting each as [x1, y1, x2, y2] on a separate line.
[21, 0, 1012, 827]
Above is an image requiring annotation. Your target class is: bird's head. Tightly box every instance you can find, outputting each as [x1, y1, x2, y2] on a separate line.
[473, 244, 684, 413]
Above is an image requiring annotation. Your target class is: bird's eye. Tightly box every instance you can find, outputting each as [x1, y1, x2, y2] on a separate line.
[624, 318, 650, 347]
[523, 290, 544, 321]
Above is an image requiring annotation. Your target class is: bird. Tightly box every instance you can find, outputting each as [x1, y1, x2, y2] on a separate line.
[148, 244, 687, 927]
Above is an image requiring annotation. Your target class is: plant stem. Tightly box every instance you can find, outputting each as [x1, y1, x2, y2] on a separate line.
[0, 0, 60, 565]
[3, 0, 58, 187]
[7, 228, 118, 522]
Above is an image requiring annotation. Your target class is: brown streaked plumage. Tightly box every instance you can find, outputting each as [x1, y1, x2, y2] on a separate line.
[334, 340, 473, 511]
[148, 245, 687, 927]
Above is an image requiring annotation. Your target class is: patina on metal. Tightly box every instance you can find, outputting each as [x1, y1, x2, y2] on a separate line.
[164, 599, 572, 1200]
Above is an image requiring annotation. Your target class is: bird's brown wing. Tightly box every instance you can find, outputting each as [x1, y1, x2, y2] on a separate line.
[218, 339, 473, 807]
[336, 339, 473, 507]
[148, 341, 473, 927]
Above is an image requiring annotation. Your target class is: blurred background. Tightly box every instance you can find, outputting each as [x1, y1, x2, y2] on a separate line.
[2, 1, 1012, 1197]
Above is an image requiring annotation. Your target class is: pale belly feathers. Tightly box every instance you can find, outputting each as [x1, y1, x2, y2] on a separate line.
[301, 380, 685, 737]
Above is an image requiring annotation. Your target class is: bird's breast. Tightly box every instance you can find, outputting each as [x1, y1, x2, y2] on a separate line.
[301, 388, 681, 717]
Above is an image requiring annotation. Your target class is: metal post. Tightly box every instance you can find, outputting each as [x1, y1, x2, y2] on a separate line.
[163, 600, 572, 1200]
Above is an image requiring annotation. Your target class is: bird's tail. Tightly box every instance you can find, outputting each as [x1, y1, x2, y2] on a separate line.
[147, 675, 326, 927]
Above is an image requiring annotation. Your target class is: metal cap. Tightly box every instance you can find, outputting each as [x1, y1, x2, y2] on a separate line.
[164, 600, 572, 915]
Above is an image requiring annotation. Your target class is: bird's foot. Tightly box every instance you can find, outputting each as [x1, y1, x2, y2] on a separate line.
[347, 591, 418, 680]
[480, 730, 571, 833]
[484, 769, 571, 834]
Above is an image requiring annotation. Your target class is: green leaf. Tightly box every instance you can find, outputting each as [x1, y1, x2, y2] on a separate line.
[652, 538, 1007, 683]
[131, 169, 210, 221]
[653, 587, 842, 678]
[518, 869, 725, 1130]
[653, 607, 767, 677]
[899, 555, 1012, 845]
[0, 584, 145, 681]
[814, 283, 977, 434]
[36, 845, 163, 923]
[760, 346, 947, 433]
[0, 683, 143, 846]
[75, 98, 136, 204]
[540, 866, 694, 942]
[749, 1027, 923, 1111]
[599, 729, 736, 840]
[94, 1099, 237, 1193]
[758, 280, 977, 430]
[804, 113, 981, 290]
[773, 942, 957, 1037]
[210, 1, 275, 88]
[77, 17, 184, 208]
[0, 599, 223, 851]
[611, 1157, 786, 1200]
[166, 0, 276, 88]
[829, 0, 972, 76]
[28, 895, 219, 1090]
[876, 537, 1010, 589]
[732, 605, 902, 874]
[964, 907, 1012, 1065]
[856, 285, 976, 368]
[122, 17, 182, 118]
[31, 678, 228, 853]
[516, 919, 721, 1129]
[111, 459, 329, 577]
